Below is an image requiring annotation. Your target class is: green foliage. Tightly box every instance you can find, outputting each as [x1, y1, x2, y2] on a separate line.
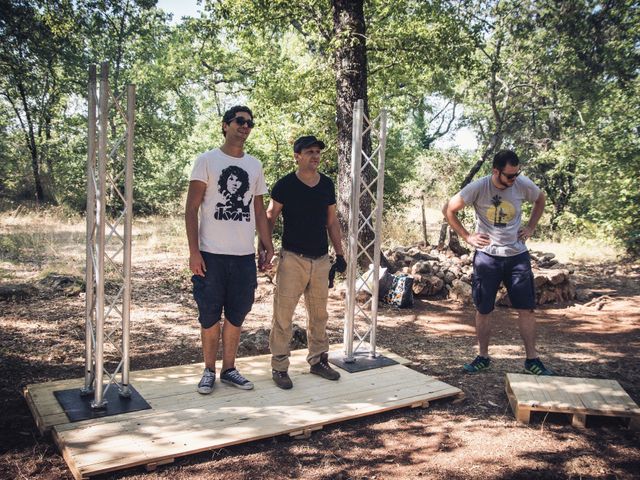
[459, 0, 640, 254]
[571, 80, 640, 254]
[1, 0, 638, 255]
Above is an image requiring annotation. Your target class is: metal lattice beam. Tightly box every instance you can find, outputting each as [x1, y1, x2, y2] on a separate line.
[343, 99, 388, 363]
[83, 62, 135, 409]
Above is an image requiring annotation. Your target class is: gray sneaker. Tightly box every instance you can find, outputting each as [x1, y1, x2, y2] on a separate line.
[272, 369, 293, 390]
[310, 353, 340, 381]
[220, 368, 254, 390]
[197, 367, 216, 394]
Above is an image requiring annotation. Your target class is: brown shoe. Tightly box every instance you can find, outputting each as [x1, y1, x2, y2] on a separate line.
[272, 369, 293, 389]
[310, 353, 340, 381]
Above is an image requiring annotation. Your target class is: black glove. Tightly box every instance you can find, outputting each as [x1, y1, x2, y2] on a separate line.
[335, 254, 347, 273]
[328, 263, 337, 288]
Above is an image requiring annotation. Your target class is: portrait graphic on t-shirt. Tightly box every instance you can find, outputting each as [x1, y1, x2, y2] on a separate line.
[214, 166, 252, 222]
[486, 194, 515, 227]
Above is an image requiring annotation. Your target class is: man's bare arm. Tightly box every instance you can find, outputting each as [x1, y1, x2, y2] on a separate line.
[185, 180, 207, 276]
[254, 194, 275, 268]
[442, 193, 490, 248]
[265, 198, 283, 233]
[519, 191, 546, 241]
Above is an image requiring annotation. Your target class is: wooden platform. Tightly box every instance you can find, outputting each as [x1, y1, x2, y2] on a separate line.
[25, 347, 462, 479]
[506, 373, 640, 428]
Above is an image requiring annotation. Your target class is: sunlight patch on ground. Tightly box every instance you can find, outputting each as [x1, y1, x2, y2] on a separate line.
[528, 239, 621, 264]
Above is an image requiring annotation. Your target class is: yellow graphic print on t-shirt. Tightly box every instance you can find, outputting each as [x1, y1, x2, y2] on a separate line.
[486, 195, 515, 227]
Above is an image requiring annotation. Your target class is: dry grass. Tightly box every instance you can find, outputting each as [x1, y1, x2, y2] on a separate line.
[528, 238, 621, 264]
[1, 207, 624, 284]
[382, 203, 624, 262]
[0, 209, 190, 282]
[1, 207, 638, 480]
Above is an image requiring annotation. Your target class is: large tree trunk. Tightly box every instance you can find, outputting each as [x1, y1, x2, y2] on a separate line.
[332, 0, 373, 268]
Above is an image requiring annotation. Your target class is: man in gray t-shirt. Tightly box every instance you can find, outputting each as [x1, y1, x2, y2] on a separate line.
[443, 150, 554, 376]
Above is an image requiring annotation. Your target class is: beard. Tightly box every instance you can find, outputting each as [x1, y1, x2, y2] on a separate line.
[497, 176, 514, 189]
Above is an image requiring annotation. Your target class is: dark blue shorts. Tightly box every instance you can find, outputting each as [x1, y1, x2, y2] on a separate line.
[472, 250, 536, 314]
[192, 252, 257, 328]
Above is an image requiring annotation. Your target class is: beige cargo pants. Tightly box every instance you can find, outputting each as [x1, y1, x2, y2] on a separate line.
[270, 250, 331, 371]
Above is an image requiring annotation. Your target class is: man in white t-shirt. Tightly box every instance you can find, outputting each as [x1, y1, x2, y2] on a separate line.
[185, 105, 274, 394]
[443, 150, 554, 376]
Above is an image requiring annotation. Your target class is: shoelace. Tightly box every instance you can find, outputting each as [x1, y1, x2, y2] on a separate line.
[200, 371, 215, 384]
[226, 369, 246, 382]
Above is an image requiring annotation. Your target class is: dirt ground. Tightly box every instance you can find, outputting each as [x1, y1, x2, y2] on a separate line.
[1, 249, 639, 479]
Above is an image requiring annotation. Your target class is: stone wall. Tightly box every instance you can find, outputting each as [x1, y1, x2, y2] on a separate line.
[384, 245, 576, 306]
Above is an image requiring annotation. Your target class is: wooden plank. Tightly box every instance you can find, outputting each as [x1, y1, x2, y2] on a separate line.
[508, 374, 587, 412]
[54, 364, 403, 434]
[58, 379, 452, 445]
[506, 374, 640, 428]
[598, 379, 640, 412]
[56, 369, 456, 447]
[54, 363, 447, 438]
[538, 376, 582, 410]
[577, 378, 640, 415]
[568, 377, 611, 413]
[145, 458, 174, 471]
[505, 374, 541, 409]
[28, 349, 459, 479]
[571, 413, 587, 428]
[505, 382, 530, 424]
[25, 345, 411, 433]
[67, 386, 459, 477]
[23, 386, 48, 435]
[51, 366, 460, 477]
[290, 425, 322, 439]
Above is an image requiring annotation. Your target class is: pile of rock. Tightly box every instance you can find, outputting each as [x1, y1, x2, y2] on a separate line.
[384, 245, 576, 306]
[237, 324, 307, 356]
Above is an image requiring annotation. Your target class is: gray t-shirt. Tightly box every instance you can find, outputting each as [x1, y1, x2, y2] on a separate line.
[460, 174, 541, 257]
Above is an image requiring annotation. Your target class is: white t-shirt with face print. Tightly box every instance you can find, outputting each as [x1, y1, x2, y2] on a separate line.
[190, 148, 268, 255]
[460, 174, 541, 257]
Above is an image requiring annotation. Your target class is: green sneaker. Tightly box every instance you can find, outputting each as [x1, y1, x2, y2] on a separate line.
[463, 355, 491, 374]
[524, 358, 555, 376]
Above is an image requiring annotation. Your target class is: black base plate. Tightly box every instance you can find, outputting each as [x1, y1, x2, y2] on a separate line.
[328, 350, 398, 373]
[53, 385, 151, 422]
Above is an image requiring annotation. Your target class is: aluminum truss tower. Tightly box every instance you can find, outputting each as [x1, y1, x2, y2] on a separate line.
[343, 99, 388, 364]
[83, 62, 135, 409]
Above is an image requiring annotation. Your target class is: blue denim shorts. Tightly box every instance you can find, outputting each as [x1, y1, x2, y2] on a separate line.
[472, 250, 536, 314]
[192, 252, 257, 328]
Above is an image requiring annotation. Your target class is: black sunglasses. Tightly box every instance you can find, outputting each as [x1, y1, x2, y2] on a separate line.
[230, 116, 255, 128]
[500, 170, 521, 180]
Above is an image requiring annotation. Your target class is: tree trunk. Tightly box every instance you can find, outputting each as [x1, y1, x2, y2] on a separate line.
[17, 83, 44, 203]
[421, 192, 429, 246]
[438, 133, 502, 248]
[332, 0, 372, 268]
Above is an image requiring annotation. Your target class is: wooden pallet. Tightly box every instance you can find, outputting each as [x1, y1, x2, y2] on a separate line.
[25, 346, 462, 479]
[506, 373, 640, 428]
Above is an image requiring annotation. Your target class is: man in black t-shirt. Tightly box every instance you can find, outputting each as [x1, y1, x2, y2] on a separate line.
[262, 135, 347, 389]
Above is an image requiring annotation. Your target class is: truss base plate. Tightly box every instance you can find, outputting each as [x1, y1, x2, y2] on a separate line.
[53, 385, 150, 422]
[328, 351, 398, 373]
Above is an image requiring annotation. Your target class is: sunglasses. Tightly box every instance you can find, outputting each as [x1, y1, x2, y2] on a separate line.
[230, 116, 255, 128]
[500, 170, 521, 180]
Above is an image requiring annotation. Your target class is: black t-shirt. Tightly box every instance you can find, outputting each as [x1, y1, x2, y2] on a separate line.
[271, 172, 336, 257]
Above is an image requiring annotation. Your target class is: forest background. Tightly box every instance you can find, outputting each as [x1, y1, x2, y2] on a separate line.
[1, 0, 638, 256]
